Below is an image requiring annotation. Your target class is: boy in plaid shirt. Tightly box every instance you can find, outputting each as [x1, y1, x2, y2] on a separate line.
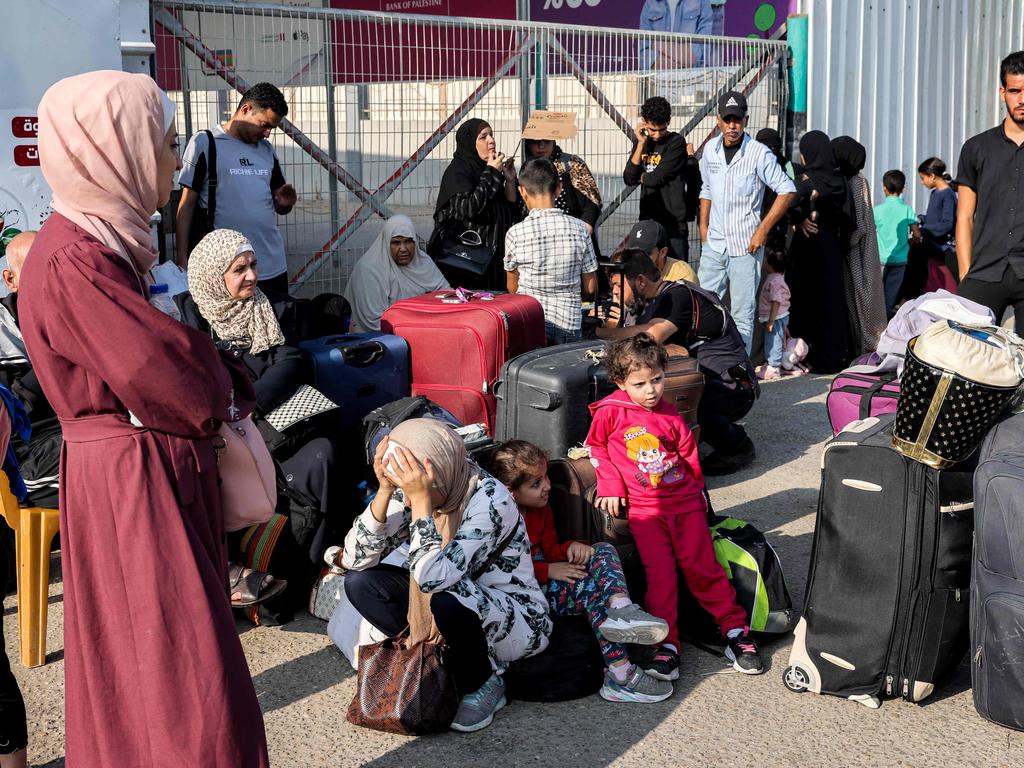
[505, 158, 599, 345]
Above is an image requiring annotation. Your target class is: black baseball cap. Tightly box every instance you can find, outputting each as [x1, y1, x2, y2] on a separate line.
[626, 220, 669, 253]
[718, 91, 748, 120]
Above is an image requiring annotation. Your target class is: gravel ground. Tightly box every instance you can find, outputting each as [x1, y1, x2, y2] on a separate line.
[9, 372, 1024, 767]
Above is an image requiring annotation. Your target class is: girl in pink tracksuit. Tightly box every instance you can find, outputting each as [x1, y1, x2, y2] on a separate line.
[586, 333, 763, 680]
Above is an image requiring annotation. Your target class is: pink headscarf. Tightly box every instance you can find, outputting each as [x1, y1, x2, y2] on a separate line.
[37, 70, 175, 275]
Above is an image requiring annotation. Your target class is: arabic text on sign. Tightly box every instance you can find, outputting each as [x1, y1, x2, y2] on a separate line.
[12, 117, 38, 139]
[14, 146, 40, 166]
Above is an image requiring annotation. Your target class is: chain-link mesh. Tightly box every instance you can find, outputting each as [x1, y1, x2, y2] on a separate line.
[154, 1, 788, 296]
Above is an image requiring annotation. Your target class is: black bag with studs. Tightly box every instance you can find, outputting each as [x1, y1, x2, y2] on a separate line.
[892, 321, 1024, 469]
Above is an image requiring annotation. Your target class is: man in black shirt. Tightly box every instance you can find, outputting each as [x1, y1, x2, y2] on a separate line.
[956, 51, 1024, 334]
[597, 252, 758, 475]
[623, 96, 701, 264]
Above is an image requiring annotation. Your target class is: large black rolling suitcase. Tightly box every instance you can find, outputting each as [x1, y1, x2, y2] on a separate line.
[972, 413, 1024, 730]
[493, 341, 612, 460]
[784, 414, 975, 708]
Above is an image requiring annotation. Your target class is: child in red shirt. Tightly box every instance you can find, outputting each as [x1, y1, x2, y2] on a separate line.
[586, 333, 763, 679]
[490, 440, 671, 703]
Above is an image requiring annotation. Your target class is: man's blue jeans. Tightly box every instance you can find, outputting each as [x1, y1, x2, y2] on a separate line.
[697, 242, 762, 354]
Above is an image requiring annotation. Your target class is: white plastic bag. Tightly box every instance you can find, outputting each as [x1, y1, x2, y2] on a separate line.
[150, 262, 190, 297]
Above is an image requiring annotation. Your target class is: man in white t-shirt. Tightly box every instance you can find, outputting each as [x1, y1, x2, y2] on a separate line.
[176, 83, 297, 294]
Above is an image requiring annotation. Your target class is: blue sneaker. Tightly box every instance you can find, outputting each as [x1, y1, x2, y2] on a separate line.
[450, 673, 506, 732]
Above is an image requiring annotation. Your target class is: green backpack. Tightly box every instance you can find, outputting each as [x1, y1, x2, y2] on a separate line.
[709, 515, 793, 634]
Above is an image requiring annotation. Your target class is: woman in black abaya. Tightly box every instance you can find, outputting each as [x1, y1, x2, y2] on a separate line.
[786, 130, 856, 374]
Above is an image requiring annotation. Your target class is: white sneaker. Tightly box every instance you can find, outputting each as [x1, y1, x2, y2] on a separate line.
[599, 603, 669, 645]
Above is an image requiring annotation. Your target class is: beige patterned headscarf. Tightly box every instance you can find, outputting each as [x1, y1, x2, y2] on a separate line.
[187, 229, 286, 354]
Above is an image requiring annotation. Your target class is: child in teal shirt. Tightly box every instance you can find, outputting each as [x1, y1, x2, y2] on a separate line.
[873, 170, 922, 316]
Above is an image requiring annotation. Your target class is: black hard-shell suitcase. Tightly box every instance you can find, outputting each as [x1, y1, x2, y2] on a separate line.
[493, 341, 612, 460]
[784, 414, 974, 707]
[972, 413, 1024, 730]
[494, 342, 704, 459]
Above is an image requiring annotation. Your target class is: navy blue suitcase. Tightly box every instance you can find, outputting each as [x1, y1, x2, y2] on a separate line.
[298, 333, 410, 431]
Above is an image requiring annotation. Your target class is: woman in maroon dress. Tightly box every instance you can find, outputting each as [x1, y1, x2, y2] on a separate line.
[19, 71, 269, 766]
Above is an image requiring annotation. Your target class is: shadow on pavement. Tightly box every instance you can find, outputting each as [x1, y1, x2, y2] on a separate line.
[355, 673, 702, 768]
[253, 644, 352, 715]
[703, 374, 832, 493]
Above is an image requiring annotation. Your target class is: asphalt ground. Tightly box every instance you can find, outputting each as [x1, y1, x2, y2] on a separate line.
[9, 372, 1024, 767]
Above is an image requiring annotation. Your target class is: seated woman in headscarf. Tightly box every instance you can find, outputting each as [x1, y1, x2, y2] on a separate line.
[346, 215, 449, 332]
[428, 118, 523, 290]
[342, 419, 551, 733]
[177, 229, 347, 608]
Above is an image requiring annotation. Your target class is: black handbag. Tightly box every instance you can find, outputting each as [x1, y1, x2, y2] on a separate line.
[437, 229, 495, 277]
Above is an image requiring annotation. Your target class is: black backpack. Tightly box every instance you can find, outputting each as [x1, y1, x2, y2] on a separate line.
[362, 395, 494, 466]
[504, 616, 605, 702]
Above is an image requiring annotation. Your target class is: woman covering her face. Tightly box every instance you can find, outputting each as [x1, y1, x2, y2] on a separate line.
[342, 418, 552, 732]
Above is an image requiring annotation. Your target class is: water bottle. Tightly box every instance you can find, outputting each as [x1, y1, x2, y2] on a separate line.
[149, 283, 181, 321]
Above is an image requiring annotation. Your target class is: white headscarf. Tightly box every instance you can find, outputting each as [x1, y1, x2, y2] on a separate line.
[345, 215, 449, 332]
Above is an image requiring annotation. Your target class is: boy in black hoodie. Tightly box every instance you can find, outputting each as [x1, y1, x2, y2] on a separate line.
[623, 96, 701, 264]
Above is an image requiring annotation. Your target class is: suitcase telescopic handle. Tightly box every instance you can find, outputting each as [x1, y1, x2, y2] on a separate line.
[341, 341, 385, 367]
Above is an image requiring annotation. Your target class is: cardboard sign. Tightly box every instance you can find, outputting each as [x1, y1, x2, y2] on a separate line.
[522, 111, 578, 140]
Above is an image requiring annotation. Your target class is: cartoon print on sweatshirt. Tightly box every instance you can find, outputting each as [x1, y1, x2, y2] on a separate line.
[623, 425, 683, 488]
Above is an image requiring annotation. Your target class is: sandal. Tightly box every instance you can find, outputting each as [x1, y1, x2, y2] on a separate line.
[228, 562, 288, 608]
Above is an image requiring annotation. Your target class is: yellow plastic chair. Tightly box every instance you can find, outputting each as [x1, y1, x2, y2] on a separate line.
[0, 473, 60, 668]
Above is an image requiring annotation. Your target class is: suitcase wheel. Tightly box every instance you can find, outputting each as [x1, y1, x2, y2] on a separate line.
[782, 664, 812, 693]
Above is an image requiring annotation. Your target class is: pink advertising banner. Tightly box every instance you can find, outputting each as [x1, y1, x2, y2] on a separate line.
[528, 1, 795, 39]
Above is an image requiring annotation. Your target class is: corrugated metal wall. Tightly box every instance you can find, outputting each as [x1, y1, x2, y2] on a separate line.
[804, 0, 1024, 211]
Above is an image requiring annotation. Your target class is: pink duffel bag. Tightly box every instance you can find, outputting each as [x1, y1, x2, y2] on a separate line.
[826, 369, 900, 436]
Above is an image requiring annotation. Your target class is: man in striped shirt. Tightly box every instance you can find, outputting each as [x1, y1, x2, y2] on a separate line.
[698, 92, 796, 353]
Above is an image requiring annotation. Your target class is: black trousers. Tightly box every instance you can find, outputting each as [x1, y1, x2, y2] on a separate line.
[344, 564, 493, 696]
[0, 534, 27, 754]
[698, 377, 756, 454]
[258, 272, 290, 296]
[958, 264, 1024, 336]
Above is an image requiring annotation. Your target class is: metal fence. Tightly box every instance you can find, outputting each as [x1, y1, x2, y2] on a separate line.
[153, 0, 789, 296]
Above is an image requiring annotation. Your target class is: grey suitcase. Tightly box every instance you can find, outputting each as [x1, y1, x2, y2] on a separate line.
[493, 341, 612, 460]
[972, 413, 1024, 730]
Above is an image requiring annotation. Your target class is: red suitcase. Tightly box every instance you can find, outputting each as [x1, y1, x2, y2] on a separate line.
[380, 291, 545, 432]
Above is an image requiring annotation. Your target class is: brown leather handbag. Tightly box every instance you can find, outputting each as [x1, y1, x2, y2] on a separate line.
[346, 633, 456, 735]
[346, 525, 518, 735]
